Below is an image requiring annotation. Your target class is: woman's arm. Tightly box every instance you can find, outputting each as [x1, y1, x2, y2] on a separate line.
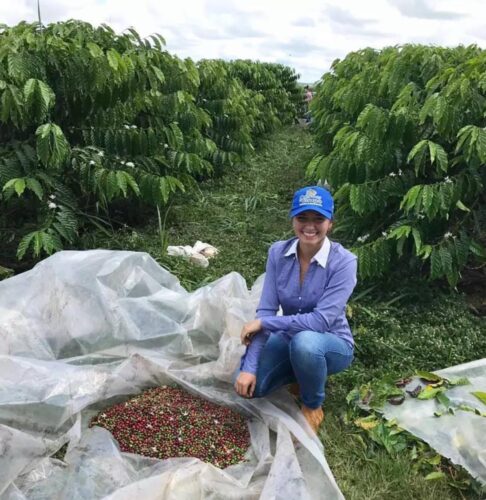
[260, 256, 357, 335]
[240, 245, 280, 374]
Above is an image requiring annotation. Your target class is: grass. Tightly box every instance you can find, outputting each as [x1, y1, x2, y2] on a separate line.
[80, 125, 486, 499]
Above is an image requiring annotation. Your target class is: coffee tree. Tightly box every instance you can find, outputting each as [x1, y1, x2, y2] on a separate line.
[0, 21, 301, 264]
[307, 45, 486, 285]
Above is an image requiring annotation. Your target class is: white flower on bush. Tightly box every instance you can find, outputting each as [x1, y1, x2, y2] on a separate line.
[357, 234, 370, 243]
[89, 160, 96, 165]
[49, 194, 56, 200]
[48, 202, 57, 209]
[120, 160, 126, 165]
[444, 176, 453, 184]
[417, 214, 425, 220]
[398, 169, 403, 176]
[126, 161, 135, 167]
[131, 125, 137, 129]
[382, 231, 388, 237]
[164, 143, 169, 148]
[124, 124, 130, 129]
[444, 231, 453, 239]
[98, 151, 104, 157]
[388, 172, 396, 177]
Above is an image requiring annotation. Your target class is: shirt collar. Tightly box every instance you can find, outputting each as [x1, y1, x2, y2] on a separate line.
[284, 237, 331, 268]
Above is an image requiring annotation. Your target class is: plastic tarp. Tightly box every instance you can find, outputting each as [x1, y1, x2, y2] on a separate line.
[383, 360, 486, 485]
[0, 250, 344, 499]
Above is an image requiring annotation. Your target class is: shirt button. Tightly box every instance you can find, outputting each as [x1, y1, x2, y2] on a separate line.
[298, 308, 302, 312]
[299, 296, 302, 300]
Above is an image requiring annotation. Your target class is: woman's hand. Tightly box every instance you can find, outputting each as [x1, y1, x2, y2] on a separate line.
[240, 319, 262, 346]
[234, 371, 257, 398]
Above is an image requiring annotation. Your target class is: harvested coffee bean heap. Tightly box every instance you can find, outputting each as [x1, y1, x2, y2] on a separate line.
[90, 386, 250, 468]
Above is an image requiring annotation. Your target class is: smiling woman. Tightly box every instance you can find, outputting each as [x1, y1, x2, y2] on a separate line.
[234, 185, 358, 433]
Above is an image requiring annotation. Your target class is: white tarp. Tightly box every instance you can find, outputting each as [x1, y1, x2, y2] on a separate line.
[0, 250, 343, 499]
[383, 359, 486, 485]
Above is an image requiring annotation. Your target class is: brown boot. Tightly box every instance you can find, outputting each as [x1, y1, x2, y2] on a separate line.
[301, 405, 324, 433]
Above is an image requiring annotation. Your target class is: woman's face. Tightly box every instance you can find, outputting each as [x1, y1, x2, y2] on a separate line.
[292, 210, 332, 247]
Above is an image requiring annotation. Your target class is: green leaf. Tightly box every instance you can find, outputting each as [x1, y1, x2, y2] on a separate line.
[428, 142, 448, 173]
[36, 123, 70, 168]
[416, 371, 442, 382]
[86, 42, 103, 58]
[425, 471, 445, 481]
[411, 228, 422, 254]
[306, 154, 324, 178]
[448, 377, 470, 386]
[14, 178, 26, 196]
[476, 127, 486, 162]
[418, 244, 432, 260]
[25, 177, 44, 200]
[24, 79, 55, 122]
[417, 385, 446, 400]
[400, 185, 422, 212]
[469, 241, 486, 259]
[17, 231, 36, 260]
[3, 178, 24, 196]
[107, 49, 120, 70]
[151, 65, 165, 85]
[455, 200, 470, 212]
[116, 170, 128, 197]
[471, 392, 486, 406]
[436, 391, 451, 409]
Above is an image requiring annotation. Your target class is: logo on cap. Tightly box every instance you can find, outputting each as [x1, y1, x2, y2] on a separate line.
[299, 188, 322, 207]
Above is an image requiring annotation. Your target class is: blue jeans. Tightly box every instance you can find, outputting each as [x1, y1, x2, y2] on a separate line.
[236, 331, 353, 409]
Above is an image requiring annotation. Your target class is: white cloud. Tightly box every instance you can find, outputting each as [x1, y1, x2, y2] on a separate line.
[388, 0, 465, 20]
[2, 0, 485, 82]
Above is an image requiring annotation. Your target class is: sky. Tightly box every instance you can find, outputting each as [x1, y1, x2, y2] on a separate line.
[2, 0, 485, 82]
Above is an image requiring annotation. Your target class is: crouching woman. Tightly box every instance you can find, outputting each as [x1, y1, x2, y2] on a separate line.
[234, 186, 357, 433]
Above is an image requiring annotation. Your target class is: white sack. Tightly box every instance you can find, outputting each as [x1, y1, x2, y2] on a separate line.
[167, 241, 219, 268]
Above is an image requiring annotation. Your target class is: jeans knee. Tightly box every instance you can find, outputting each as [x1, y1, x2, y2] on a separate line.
[290, 330, 317, 356]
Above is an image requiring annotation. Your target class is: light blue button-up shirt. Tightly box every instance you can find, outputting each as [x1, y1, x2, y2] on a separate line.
[241, 237, 357, 374]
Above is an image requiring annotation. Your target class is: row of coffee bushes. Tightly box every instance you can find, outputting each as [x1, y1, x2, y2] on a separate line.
[307, 45, 486, 285]
[0, 21, 301, 263]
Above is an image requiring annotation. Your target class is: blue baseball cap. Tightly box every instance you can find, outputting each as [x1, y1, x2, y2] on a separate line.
[290, 186, 334, 219]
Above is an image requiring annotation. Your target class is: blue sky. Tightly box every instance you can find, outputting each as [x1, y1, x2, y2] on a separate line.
[3, 0, 485, 82]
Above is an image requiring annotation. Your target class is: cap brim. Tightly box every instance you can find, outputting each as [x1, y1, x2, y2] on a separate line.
[290, 206, 332, 219]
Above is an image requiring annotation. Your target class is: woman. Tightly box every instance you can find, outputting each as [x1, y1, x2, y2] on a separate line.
[234, 186, 357, 433]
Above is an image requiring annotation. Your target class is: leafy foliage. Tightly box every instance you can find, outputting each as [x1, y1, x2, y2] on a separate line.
[308, 45, 486, 285]
[0, 21, 300, 263]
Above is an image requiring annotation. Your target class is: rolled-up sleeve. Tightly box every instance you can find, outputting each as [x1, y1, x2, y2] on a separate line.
[260, 256, 357, 335]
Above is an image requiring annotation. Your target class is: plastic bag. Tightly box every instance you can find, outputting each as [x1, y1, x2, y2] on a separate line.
[0, 250, 343, 499]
